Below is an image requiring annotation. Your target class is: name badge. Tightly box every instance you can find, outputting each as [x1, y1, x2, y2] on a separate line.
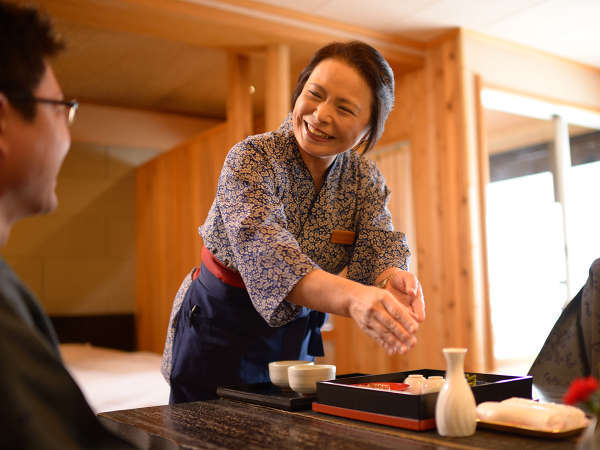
[330, 230, 356, 245]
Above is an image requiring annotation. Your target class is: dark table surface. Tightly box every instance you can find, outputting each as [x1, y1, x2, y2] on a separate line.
[98, 385, 586, 450]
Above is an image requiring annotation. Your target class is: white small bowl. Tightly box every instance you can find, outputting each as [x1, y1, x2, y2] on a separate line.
[268, 360, 313, 389]
[288, 364, 336, 395]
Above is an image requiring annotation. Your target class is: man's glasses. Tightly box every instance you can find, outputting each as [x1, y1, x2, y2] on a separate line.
[9, 96, 79, 126]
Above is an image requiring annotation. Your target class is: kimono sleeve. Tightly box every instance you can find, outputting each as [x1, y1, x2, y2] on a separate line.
[215, 141, 320, 326]
[346, 160, 411, 285]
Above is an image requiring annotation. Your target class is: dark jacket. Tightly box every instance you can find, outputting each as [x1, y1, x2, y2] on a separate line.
[529, 259, 600, 389]
[0, 257, 136, 450]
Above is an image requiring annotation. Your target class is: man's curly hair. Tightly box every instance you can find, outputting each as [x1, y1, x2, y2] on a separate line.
[0, 1, 65, 120]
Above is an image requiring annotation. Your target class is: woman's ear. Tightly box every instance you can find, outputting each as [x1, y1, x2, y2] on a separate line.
[362, 128, 371, 143]
[352, 130, 370, 153]
[352, 139, 367, 153]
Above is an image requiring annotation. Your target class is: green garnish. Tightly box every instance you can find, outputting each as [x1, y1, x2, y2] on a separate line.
[465, 373, 477, 386]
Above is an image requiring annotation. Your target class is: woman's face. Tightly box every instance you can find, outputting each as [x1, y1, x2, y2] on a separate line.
[292, 58, 372, 165]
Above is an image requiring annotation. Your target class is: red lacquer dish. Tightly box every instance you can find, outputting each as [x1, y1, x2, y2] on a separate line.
[351, 382, 409, 392]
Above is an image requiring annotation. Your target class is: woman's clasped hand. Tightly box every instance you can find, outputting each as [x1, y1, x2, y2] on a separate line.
[349, 270, 425, 355]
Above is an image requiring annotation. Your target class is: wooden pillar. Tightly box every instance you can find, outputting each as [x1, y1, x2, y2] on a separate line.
[473, 74, 495, 372]
[226, 53, 253, 147]
[552, 114, 575, 298]
[265, 44, 291, 131]
[410, 30, 487, 371]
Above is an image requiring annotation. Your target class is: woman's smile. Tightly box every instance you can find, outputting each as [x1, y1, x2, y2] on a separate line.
[304, 121, 334, 140]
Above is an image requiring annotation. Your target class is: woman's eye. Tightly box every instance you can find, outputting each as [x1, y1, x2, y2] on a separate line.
[308, 90, 321, 99]
[339, 106, 354, 115]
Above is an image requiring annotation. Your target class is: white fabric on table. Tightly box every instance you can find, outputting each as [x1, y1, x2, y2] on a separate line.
[60, 343, 170, 413]
[476, 397, 588, 432]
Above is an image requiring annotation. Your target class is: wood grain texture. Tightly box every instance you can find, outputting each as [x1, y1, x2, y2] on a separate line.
[135, 124, 227, 352]
[265, 44, 291, 131]
[31, 0, 424, 70]
[98, 398, 580, 449]
[420, 33, 482, 370]
[473, 74, 494, 371]
[226, 53, 253, 147]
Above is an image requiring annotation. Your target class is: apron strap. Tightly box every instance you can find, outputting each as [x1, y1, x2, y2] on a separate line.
[192, 267, 201, 281]
[307, 311, 327, 357]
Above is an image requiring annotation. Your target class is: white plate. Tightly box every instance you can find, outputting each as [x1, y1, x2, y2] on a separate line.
[476, 418, 587, 438]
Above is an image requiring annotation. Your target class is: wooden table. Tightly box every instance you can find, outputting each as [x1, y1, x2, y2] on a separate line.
[99, 395, 584, 450]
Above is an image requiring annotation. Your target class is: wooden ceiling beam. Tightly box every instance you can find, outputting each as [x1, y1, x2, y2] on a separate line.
[30, 0, 424, 68]
[265, 44, 291, 132]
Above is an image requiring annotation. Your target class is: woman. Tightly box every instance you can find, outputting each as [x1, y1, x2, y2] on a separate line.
[162, 41, 425, 403]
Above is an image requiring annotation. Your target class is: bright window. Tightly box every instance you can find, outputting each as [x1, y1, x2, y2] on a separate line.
[568, 160, 600, 291]
[483, 93, 600, 374]
[486, 172, 566, 361]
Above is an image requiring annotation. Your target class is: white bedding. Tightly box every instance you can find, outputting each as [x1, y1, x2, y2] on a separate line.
[60, 343, 170, 413]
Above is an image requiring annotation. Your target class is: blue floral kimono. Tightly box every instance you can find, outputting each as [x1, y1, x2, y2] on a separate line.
[163, 115, 410, 403]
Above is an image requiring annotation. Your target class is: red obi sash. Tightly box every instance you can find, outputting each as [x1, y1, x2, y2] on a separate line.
[199, 246, 246, 289]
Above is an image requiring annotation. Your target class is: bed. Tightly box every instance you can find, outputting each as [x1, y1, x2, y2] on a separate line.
[51, 314, 170, 413]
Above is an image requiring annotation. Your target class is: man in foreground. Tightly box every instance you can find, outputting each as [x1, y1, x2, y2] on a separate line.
[0, 2, 136, 448]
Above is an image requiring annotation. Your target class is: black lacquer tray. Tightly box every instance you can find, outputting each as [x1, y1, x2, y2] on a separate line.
[313, 369, 533, 431]
[217, 373, 366, 411]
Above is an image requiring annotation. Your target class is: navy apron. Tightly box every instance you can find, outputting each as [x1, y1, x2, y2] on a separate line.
[169, 263, 327, 403]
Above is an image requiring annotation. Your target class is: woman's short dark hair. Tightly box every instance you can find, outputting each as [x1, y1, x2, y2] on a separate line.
[0, 1, 64, 120]
[291, 41, 395, 153]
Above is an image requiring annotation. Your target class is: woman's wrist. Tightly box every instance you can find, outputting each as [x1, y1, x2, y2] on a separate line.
[287, 269, 355, 317]
[375, 274, 393, 289]
[374, 267, 400, 288]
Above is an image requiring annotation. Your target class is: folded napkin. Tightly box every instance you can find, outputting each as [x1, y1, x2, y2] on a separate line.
[476, 397, 589, 432]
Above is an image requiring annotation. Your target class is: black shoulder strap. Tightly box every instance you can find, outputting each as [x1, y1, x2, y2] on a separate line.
[575, 288, 591, 376]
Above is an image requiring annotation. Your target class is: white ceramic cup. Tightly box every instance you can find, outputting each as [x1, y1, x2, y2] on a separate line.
[268, 360, 313, 389]
[288, 364, 336, 395]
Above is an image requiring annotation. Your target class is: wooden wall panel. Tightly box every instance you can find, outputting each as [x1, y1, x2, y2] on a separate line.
[472, 75, 494, 370]
[412, 35, 479, 370]
[401, 69, 431, 372]
[415, 32, 487, 371]
[136, 123, 227, 352]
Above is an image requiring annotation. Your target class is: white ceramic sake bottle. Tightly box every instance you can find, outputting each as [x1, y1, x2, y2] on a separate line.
[435, 348, 477, 437]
